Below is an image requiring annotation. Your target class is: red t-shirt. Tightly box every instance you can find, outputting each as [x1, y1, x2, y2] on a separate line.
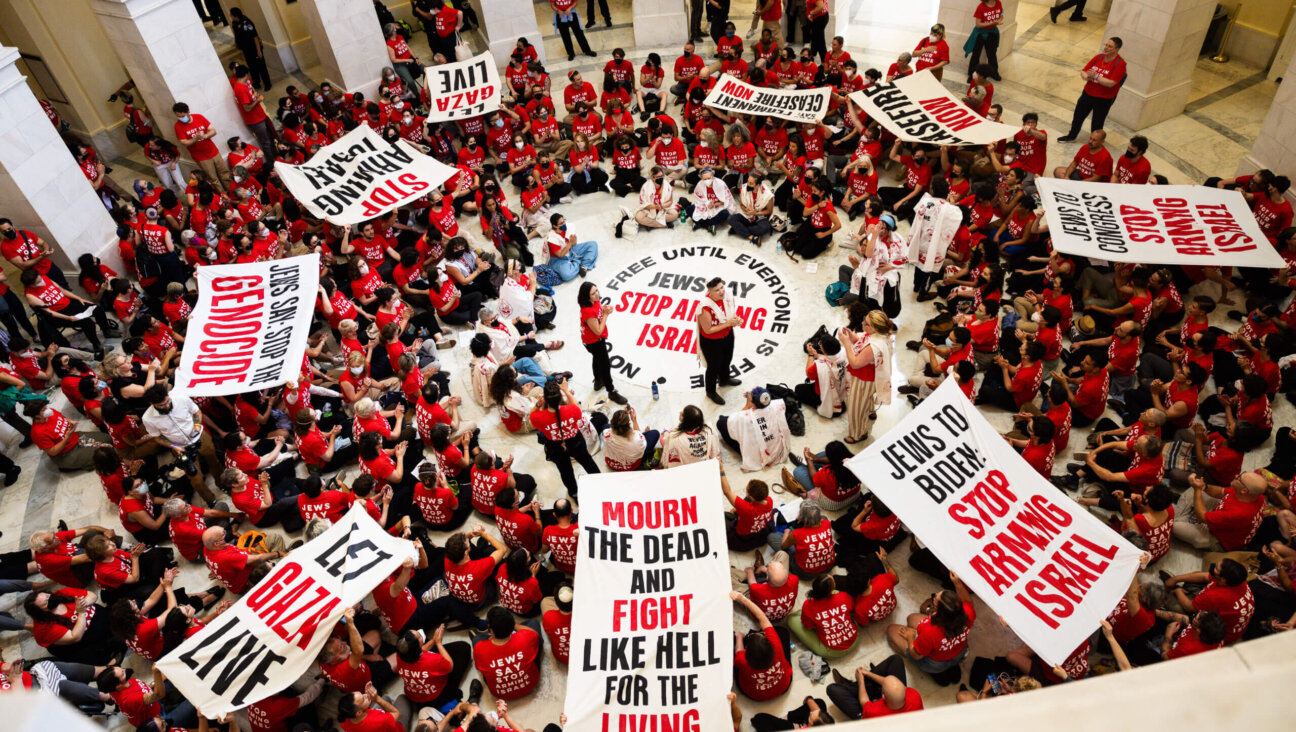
[542, 522, 580, 574]
[542, 609, 572, 664]
[320, 656, 371, 694]
[1165, 625, 1221, 659]
[297, 490, 353, 524]
[496, 506, 541, 552]
[248, 695, 303, 732]
[168, 506, 208, 562]
[204, 544, 251, 593]
[1072, 145, 1114, 179]
[813, 466, 859, 503]
[862, 687, 923, 718]
[1205, 488, 1263, 550]
[1082, 53, 1127, 99]
[853, 572, 899, 625]
[35, 530, 84, 587]
[94, 550, 133, 589]
[444, 556, 496, 605]
[174, 114, 219, 161]
[749, 580, 798, 623]
[800, 592, 857, 650]
[32, 409, 79, 455]
[792, 519, 836, 574]
[496, 564, 543, 614]
[112, 678, 162, 727]
[579, 304, 606, 344]
[735, 625, 791, 701]
[341, 708, 403, 732]
[530, 404, 583, 441]
[913, 602, 975, 660]
[733, 496, 773, 536]
[473, 628, 542, 700]
[1192, 579, 1254, 644]
[372, 572, 419, 633]
[397, 651, 454, 703]
[1074, 370, 1110, 420]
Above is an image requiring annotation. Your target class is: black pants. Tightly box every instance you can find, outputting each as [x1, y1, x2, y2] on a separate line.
[968, 30, 1000, 79]
[826, 653, 906, 719]
[586, 0, 611, 23]
[807, 14, 829, 61]
[571, 167, 609, 194]
[440, 290, 485, 326]
[1066, 91, 1116, 139]
[790, 223, 832, 258]
[539, 413, 608, 497]
[1054, 0, 1088, 19]
[752, 697, 834, 731]
[689, 0, 704, 38]
[878, 186, 920, 222]
[586, 338, 615, 391]
[708, 9, 730, 44]
[38, 301, 105, 351]
[611, 169, 646, 197]
[239, 48, 272, 90]
[556, 16, 594, 57]
[699, 333, 734, 394]
[0, 289, 37, 338]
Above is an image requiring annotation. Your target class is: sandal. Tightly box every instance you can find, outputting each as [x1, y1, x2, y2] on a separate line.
[843, 436, 865, 444]
[436, 338, 456, 350]
[545, 340, 564, 351]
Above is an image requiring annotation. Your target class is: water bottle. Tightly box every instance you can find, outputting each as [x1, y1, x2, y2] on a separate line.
[651, 381, 660, 400]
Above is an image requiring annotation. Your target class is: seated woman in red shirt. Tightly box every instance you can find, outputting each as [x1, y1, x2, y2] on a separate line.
[832, 494, 904, 557]
[721, 469, 774, 551]
[732, 591, 792, 701]
[789, 441, 861, 511]
[790, 574, 860, 659]
[777, 502, 837, 578]
[1162, 611, 1227, 660]
[887, 572, 976, 674]
[23, 589, 123, 665]
[495, 548, 553, 618]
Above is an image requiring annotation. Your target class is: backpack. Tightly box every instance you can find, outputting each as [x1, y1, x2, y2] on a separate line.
[766, 383, 805, 436]
[533, 263, 563, 288]
[824, 281, 850, 306]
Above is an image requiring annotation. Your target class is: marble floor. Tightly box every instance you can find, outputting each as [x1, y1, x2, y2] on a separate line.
[0, 4, 1289, 730]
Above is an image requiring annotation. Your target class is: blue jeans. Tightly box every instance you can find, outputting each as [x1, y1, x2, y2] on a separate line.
[792, 451, 826, 492]
[550, 241, 599, 281]
[514, 357, 547, 388]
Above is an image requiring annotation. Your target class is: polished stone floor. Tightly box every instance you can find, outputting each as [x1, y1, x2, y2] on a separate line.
[0, 3, 1287, 730]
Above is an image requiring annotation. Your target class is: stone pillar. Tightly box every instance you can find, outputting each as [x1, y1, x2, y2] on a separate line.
[480, 0, 546, 66]
[89, 0, 251, 165]
[1238, 50, 1296, 192]
[0, 47, 122, 273]
[634, 0, 689, 48]
[1105, 0, 1215, 130]
[938, 0, 1020, 77]
[296, 0, 390, 97]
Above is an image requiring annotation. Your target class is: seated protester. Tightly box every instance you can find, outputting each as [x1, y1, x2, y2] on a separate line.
[845, 548, 902, 629]
[163, 497, 238, 564]
[115, 475, 169, 545]
[833, 495, 904, 557]
[479, 193, 532, 266]
[647, 127, 688, 185]
[428, 422, 475, 485]
[602, 97, 635, 155]
[623, 167, 680, 236]
[1199, 373, 1273, 452]
[1007, 634, 1092, 686]
[1069, 320, 1143, 406]
[393, 628, 473, 717]
[689, 167, 734, 234]
[0, 655, 110, 714]
[729, 170, 776, 246]
[294, 409, 357, 475]
[493, 485, 543, 553]
[721, 468, 773, 551]
[1162, 610, 1227, 660]
[222, 429, 296, 489]
[785, 177, 842, 260]
[25, 588, 122, 665]
[1075, 434, 1164, 509]
[774, 502, 836, 578]
[294, 473, 354, 526]
[497, 259, 557, 333]
[25, 402, 112, 472]
[106, 570, 213, 662]
[542, 583, 575, 665]
[1166, 421, 1243, 490]
[1087, 406, 1167, 451]
[530, 107, 573, 167]
[358, 430, 414, 496]
[899, 326, 972, 401]
[660, 404, 720, 468]
[826, 653, 924, 721]
[790, 575, 860, 659]
[504, 132, 537, 189]
[1050, 351, 1110, 429]
[732, 591, 793, 702]
[248, 680, 329, 732]
[540, 498, 579, 574]
[20, 266, 110, 360]
[601, 406, 659, 472]
[610, 135, 647, 197]
[840, 153, 879, 219]
[351, 397, 414, 448]
[722, 124, 757, 189]
[201, 526, 281, 595]
[1115, 484, 1176, 564]
[979, 340, 1045, 411]
[84, 534, 169, 606]
[96, 666, 195, 731]
[878, 140, 932, 223]
[794, 334, 848, 418]
[30, 526, 107, 589]
[789, 441, 861, 511]
[568, 131, 609, 196]
[744, 553, 799, 624]
[495, 548, 552, 617]
[686, 128, 724, 188]
[886, 572, 976, 676]
[544, 213, 599, 282]
[443, 527, 508, 614]
[335, 685, 406, 732]
[369, 544, 439, 638]
[473, 606, 543, 701]
[518, 173, 551, 239]
[717, 387, 791, 471]
[489, 365, 545, 434]
[1004, 416, 1057, 479]
[319, 607, 397, 694]
[1165, 558, 1254, 645]
[1175, 469, 1272, 551]
[434, 246, 490, 326]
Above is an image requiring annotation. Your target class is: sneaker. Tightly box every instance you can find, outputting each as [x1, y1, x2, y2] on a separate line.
[468, 678, 484, 705]
[608, 391, 628, 405]
[787, 452, 804, 467]
[1057, 135, 1077, 143]
[707, 391, 725, 405]
[916, 292, 939, 302]
[560, 195, 573, 204]
[421, 579, 449, 603]
[1049, 6, 1059, 22]
[3, 466, 20, 487]
[721, 377, 742, 386]
[593, 378, 604, 391]
[897, 385, 919, 395]
[1066, 462, 1084, 476]
[1070, 15, 1088, 21]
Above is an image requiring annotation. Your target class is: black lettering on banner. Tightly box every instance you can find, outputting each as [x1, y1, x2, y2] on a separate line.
[176, 613, 287, 706]
[629, 568, 676, 593]
[248, 362, 283, 387]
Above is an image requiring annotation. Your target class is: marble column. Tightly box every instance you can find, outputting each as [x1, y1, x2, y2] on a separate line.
[634, 0, 689, 48]
[480, 0, 546, 66]
[938, 0, 1020, 77]
[1238, 50, 1296, 188]
[296, 0, 390, 97]
[89, 0, 252, 164]
[1104, 0, 1216, 130]
[0, 48, 122, 273]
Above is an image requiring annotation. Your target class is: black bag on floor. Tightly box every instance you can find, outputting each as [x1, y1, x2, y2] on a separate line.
[766, 382, 805, 436]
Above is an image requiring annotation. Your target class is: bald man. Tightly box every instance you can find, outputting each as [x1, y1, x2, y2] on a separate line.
[825, 653, 923, 720]
[202, 526, 282, 594]
[746, 553, 799, 623]
[1173, 471, 1270, 551]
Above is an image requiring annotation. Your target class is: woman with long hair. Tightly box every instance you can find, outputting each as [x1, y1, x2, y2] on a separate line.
[569, 132, 609, 195]
[25, 589, 123, 665]
[660, 405, 720, 468]
[490, 365, 541, 434]
[787, 177, 841, 260]
[837, 310, 894, 444]
[887, 571, 975, 675]
[636, 53, 665, 119]
[577, 282, 627, 404]
[602, 406, 659, 471]
[789, 440, 861, 510]
[442, 235, 500, 303]
[479, 194, 533, 266]
[791, 574, 860, 658]
[528, 379, 606, 497]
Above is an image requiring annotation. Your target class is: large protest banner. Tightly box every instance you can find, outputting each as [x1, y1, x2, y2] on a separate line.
[845, 381, 1142, 666]
[275, 125, 456, 225]
[156, 505, 416, 717]
[849, 70, 1018, 145]
[704, 74, 831, 123]
[564, 460, 733, 732]
[1036, 179, 1286, 267]
[173, 254, 318, 398]
[424, 50, 502, 122]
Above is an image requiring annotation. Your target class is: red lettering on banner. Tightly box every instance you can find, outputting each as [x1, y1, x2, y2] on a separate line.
[602, 497, 698, 529]
[720, 79, 753, 100]
[611, 594, 694, 631]
[360, 173, 432, 218]
[602, 710, 701, 732]
[916, 97, 982, 131]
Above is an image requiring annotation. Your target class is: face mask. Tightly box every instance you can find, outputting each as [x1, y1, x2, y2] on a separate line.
[359, 264, 369, 275]
[620, 147, 631, 152]
[914, 157, 926, 165]
[699, 140, 709, 148]
[684, 50, 692, 57]
[662, 137, 673, 145]
[725, 30, 735, 38]
[1030, 311, 1043, 323]
[1, 230, 13, 240]
[558, 224, 567, 233]
[1003, 154, 1016, 163]
[653, 176, 663, 184]
[930, 33, 939, 42]
[515, 142, 524, 150]
[1124, 150, 1138, 159]
[467, 141, 477, 148]
[286, 392, 298, 403]
[494, 119, 504, 128]
[350, 366, 364, 375]
[134, 482, 149, 495]
[178, 115, 191, 124]
[233, 175, 243, 183]
[403, 115, 413, 124]
[801, 56, 811, 63]
[42, 408, 54, 419]
[97, 380, 107, 390]
[207, 251, 217, 261]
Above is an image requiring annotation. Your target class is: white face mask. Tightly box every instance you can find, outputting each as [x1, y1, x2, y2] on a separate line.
[930, 33, 939, 42]
[699, 140, 709, 148]
[350, 366, 364, 375]
[1031, 311, 1043, 323]
[285, 392, 298, 403]
[515, 142, 524, 150]
[359, 264, 369, 276]
[42, 407, 54, 419]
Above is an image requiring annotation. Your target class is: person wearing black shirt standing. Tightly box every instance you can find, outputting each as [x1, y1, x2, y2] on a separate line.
[229, 8, 271, 91]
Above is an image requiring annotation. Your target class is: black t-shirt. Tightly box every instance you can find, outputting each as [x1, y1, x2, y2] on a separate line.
[232, 17, 259, 50]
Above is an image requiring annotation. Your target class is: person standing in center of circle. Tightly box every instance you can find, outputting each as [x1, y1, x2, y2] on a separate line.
[697, 277, 744, 405]
[578, 282, 628, 405]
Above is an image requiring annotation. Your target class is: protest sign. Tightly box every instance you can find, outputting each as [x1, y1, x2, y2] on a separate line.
[564, 460, 733, 732]
[1035, 179, 1286, 267]
[172, 254, 318, 398]
[704, 74, 831, 123]
[845, 380, 1143, 666]
[849, 70, 1018, 145]
[424, 50, 502, 122]
[600, 244, 796, 391]
[275, 125, 455, 225]
[156, 505, 417, 717]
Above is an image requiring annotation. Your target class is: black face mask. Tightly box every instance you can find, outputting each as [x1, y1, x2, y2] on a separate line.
[2, 230, 14, 240]
[1124, 150, 1138, 159]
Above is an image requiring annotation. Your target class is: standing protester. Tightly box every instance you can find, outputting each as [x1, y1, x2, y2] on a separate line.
[1059, 37, 1126, 142]
[576, 282, 627, 405]
[697, 277, 744, 405]
[966, 0, 1003, 82]
[1050, 0, 1088, 24]
[229, 8, 272, 91]
[552, 0, 597, 62]
[172, 102, 232, 189]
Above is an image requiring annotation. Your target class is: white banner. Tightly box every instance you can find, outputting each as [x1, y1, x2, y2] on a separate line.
[1035, 179, 1286, 267]
[849, 70, 1018, 145]
[275, 125, 456, 225]
[564, 460, 733, 732]
[845, 381, 1142, 667]
[704, 74, 830, 123]
[156, 505, 417, 717]
[173, 254, 319, 397]
[424, 50, 502, 123]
